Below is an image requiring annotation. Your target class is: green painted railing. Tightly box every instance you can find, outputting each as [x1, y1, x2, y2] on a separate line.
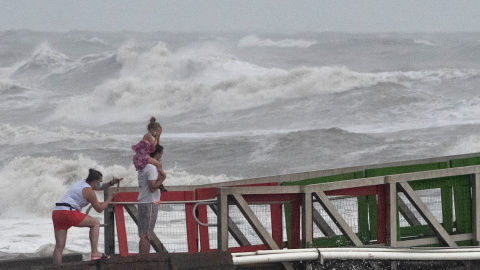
[281, 155, 480, 247]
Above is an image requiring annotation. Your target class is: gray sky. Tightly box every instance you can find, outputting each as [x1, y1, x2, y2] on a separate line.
[2, 0, 480, 33]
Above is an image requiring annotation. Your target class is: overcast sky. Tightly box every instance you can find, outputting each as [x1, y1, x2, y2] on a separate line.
[2, 0, 480, 33]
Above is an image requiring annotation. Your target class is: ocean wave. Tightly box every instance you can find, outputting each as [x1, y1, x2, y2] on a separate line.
[38, 39, 480, 125]
[12, 43, 73, 78]
[0, 78, 30, 94]
[0, 79, 52, 110]
[376, 68, 480, 85]
[238, 34, 317, 48]
[0, 155, 104, 218]
[0, 124, 111, 145]
[413, 39, 437, 46]
[52, 40, 388, 123]
[0, 154, 234, 218]
[84, 37, 108, 46]
[11, 42, 116, 84]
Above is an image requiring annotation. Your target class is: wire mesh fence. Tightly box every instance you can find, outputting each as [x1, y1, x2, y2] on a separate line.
[112, 186, 454, 253]
[120, 203, 190, 253]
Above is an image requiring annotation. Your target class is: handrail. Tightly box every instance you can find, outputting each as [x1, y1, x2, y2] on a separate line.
[87, 199, 217, 214]
[193, 201, 218, 227]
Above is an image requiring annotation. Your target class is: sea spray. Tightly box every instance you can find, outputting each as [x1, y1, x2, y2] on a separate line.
[238, 34, 317, 48]
[0, 154, 235, 219]
[0, 124, 111, 146]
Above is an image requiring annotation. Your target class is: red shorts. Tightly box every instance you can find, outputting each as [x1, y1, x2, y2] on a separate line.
[52, 210, 87, 231]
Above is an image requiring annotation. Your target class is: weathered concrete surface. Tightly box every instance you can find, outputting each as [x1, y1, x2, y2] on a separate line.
[0, 253, 82, 269]
[0, 252, 234, 270]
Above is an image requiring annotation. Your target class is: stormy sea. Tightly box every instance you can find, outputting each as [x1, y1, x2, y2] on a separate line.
[1, 30, 480, 258]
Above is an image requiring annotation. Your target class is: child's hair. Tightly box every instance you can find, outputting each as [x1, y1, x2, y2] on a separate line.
[147, 116, 162, 131]
[86, 169, 103, 183]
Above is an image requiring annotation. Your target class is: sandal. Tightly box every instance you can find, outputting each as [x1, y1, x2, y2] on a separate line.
[91, 253, 110, 260]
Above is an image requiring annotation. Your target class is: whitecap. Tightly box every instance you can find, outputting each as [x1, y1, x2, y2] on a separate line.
[238, 35, 317, 48]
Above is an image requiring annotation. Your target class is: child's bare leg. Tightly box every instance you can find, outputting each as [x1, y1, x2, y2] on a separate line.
[148, 156, 162, 170]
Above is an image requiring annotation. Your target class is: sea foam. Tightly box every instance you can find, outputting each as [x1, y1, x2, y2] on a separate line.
[51, 41, 390, 125]
[0, 124, 111, 145]
[238, 34, 317, 48]
[0, 154, 233, 218]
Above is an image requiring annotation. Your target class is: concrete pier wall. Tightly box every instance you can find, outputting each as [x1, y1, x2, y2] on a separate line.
[1, 252, 234, 270]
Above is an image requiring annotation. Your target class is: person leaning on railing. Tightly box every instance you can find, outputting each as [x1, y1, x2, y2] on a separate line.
[52, 169, 123, 264]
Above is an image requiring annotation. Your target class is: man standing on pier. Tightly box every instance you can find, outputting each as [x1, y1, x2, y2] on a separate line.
[137, 144, 166, 253]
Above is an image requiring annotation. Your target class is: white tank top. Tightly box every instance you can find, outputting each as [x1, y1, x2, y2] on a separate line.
[53, 179, 92, 211]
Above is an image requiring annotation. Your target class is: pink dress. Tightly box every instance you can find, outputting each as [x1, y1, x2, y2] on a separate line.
[132, 140, 155, 171]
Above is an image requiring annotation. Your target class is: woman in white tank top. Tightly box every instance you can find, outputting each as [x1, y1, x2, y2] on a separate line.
[52, 169, 123, 265]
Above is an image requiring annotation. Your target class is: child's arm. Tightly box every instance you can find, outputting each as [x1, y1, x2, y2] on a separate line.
[155, 132, 160, 146]
[144, 133, 155, 146]
[155, 127, 162, 146]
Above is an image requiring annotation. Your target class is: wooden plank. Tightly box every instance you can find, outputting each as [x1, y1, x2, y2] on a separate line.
[305, 176, 385, 192]
[197, 203, 211, 251]
[231, 194, 280, 249]
[441, 186, 454, 233]
[270, 203, 283, 247]
[367, 195, 378, 241]
[302, 192, 313, 248]
[231, 194, 295, 270]
[114, 205, 129, 256]
[220, 186, 301, 195]
[365, 162, 448, 177]
[385, 166, 480, 184]
[398, 182, 458, 247]
[209, 204, 251, 246]
[282, 171, 364, 186]
[397, 196, 422, 226]
[290, 201, 301, 249]
[387, 183, 398, 247]
[196, 188, 217, 251]
[312, 191, 363, 246]
[104, 199, 115, 255]
[473, 174, 480, 245]
[184, 202, 198, 252]
[218, 193, 229, 251]
[312, 208, 336, 237]
[124, 204, 167, 252]
[376, 185, 387, 244]
[454, 182, 473, 234]
[357, 196, 370, 241]
[394, 233, 472, 247]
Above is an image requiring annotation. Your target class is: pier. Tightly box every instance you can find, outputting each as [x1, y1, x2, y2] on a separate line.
[5, 152, 480, 269]
[100, 152, 480, 269]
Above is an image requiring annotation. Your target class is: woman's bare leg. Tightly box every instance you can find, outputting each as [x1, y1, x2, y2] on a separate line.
[53, 229, 67, 265]
[77, 215, 102, 258]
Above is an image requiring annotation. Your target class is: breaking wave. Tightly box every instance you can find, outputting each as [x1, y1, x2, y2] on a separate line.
[0, 154, 234, 218]
[0, 124, 111, 145]
[238, 34, 317, 48]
